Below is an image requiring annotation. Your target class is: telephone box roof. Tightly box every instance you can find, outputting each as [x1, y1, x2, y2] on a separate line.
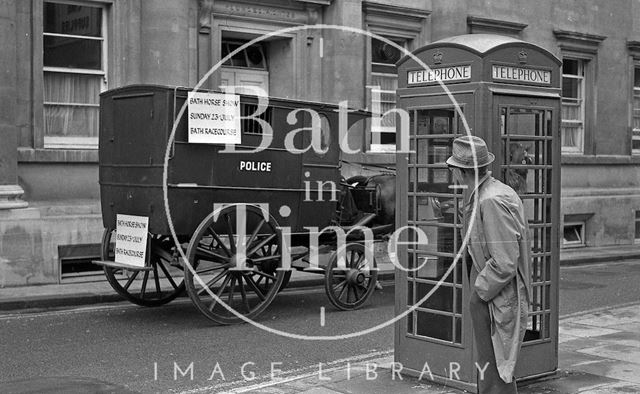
[397, 33, 561, 66]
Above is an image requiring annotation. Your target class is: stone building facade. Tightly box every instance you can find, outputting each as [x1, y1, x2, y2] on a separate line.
[0, 0, 639, 286]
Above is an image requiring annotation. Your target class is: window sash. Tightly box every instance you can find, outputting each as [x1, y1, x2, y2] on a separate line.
[635, 211, 640, 243]
[370, 72, 398, 131]
[369, 36, 406, 151]
[562, 222, 585, 247]
[632, 73, 640, 154]
[561, 59, 585, 153]
[42, 1, 106, 149]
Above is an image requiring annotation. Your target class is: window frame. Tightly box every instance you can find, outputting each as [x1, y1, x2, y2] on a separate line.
[635, 210, 640, 244]
[42, 0, 109, 150]
[561, 58, 585, 154]
[554, 30, 604, 156]
[562, 221, 586, 248]
[367, 36, 406, 153]
[363, 2, 428, 155]
[632, 64, 640, 155]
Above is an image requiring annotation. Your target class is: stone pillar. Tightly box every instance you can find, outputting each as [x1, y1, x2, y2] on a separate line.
[140, 0, 191, 86]
[322, 0, 365, 108]
[0, 0, 27, 209]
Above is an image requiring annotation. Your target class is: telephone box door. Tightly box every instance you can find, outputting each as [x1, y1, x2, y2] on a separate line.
[492, 94, 561, 377]
[395, 94, 476, 387]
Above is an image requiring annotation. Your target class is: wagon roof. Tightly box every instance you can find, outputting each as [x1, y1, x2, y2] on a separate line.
[101, 84, 372, 117]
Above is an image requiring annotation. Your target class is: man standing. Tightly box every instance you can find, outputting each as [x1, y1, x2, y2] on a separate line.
[446, 136, 531, 393]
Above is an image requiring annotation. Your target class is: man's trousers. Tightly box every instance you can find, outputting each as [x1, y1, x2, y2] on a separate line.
[469, 291, 517, 394]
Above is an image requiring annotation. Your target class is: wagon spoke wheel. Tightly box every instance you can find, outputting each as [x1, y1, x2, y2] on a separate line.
[324, 242, 378, 311]
[184, 204, 286, 324]
[101, 229, 185, 307]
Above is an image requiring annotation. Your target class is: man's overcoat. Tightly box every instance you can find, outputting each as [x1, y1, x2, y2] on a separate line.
[463, 174, 532, 383]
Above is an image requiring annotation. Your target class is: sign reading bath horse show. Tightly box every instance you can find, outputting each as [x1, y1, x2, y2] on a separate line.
[188, 91, 241, 144]
[114, 214, 149, 268]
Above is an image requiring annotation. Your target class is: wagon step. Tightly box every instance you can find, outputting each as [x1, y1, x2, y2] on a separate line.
[92, 260, 153, 271]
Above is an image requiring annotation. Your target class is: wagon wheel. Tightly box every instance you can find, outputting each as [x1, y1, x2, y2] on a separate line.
[257, 242, 292, 292]
[101, 229, 186, 307]
[184, 204, 287, 324]
[324, 242, 378, 311]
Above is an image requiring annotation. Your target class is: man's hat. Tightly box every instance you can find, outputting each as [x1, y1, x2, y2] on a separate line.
[445, 136, 495, 168]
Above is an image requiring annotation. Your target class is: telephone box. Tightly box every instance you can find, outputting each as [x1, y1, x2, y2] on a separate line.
[394, 34, 561, 391]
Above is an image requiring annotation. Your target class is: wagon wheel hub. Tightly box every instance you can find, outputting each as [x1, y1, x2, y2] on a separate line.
[346, 269, 365, 285]
[229, 254, 253, 270]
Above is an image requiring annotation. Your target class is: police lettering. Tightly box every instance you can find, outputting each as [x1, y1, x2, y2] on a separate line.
[239, 160, 272, 172]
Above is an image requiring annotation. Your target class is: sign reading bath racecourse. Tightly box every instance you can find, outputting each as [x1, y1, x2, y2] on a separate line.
[492, 65, 551, 84]
[407, 65, 471, 85]
[188, 92, 241, 144]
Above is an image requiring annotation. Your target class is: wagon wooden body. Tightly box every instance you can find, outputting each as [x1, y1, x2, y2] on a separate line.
[95, 84, 394, 324]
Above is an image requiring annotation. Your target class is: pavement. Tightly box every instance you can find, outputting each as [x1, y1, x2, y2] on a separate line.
[0, 244, 638, 393]
[220, 301, 640, 393]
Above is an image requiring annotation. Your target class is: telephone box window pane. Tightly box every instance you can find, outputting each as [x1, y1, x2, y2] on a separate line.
[408, 195, 415, 220]
[416, 311, 453, 341]
[407, 312, 414, 335]
[454, 317, 462, 344]
[544, 284, 551, 310]
[543, 313, 551, 339]
[416, 282, 454, 312]
[525, 316, 542, 342]
[635, 211, 640, 242]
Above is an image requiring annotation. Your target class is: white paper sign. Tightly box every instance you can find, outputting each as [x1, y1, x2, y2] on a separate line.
[115, 214, 149, 268]
[188, 91, 241, 144]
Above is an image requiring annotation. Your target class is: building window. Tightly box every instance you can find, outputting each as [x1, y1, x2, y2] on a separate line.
[633, 67, 640, 154]
[563, 221, 585, 248]
[43, 2, 107, 149]
[220, 39, 269, 96]
[561, 58, 585, 154]
[369, 37, 403, 153]
[563, 222, 585, 247]
[635, 211, 640, 243]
